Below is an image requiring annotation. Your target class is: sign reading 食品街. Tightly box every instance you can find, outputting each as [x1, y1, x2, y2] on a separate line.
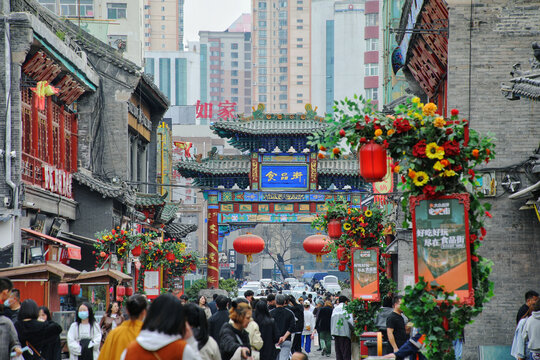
[410, 194, 474, 304]
[351, 248, 380, 301]
[260, 164, 309, 191]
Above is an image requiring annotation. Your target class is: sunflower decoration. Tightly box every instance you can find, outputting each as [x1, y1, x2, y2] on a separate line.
[364, 210, 373, 218]
[426, 142, 445, 160]
[343, 222, 352, 231]
[413, 171, 429, 187]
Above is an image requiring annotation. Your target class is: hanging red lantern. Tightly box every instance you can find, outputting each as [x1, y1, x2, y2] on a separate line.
[166, 252, 176, 262]
[359, 142, 387, 182]
[327, 219, 342, 239]
[117, 285, 126, 296]
[71, 283, 81, 295]
[233, 233, 265, 262]
[131, 245, 142, 257]
[126, 286, 133, 296]
[190, 263, 197, 271]
[338, 264, 347, 272]
[58, 283, 69, 296]
[303, 234, 331, 262]
[336, 246, 347, 262]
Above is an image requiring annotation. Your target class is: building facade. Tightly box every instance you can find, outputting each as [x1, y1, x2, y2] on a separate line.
[143, 0, 184, 51]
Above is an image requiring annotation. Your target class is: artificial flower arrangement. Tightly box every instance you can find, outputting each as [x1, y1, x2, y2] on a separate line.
[309, 96, 496, 360]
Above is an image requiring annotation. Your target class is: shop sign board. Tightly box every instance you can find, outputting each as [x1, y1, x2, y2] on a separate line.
[410, 193, 474, 304]
[351, 248, 380, 301]
[260, 164, 309, 191]
[144, 270, 161, 299]
[42, 165, 72, 198]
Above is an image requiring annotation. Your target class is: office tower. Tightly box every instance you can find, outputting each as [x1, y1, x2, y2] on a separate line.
[252, 0, 311, 113]
[144, 0, 184, 51]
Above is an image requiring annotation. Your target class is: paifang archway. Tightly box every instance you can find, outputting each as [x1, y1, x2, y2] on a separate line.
[176, 104, 370, 288]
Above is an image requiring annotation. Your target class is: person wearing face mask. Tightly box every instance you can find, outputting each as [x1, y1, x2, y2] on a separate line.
[38, 306, 62, 360]
[0, 277, 22, 360]
[14, 300, 62, 360]
[4, 288, 21, 323]
[67, 303, 101, 360]
[99, 301, 124, 348]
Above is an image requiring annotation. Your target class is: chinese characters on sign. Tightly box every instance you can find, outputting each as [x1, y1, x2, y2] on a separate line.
[260, 164, 309, 190]
[410, 194, 473, 304]
[351, 248, 380, 301]
[42, 165, 72, 198]
[196, 100, 237, 121]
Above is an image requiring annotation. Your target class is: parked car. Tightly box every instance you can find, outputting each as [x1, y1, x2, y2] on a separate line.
[322, 275, 341, 294]
[260, 278, 272, 287]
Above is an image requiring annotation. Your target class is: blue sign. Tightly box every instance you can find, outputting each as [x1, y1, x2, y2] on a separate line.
[260, 164, 309, 190]
[274, 264, 294, 275]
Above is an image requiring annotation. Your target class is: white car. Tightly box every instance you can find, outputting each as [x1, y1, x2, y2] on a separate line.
[322, 275, 341, 294]
[260, 278, 272, 287]
[239, 283, 264, 296]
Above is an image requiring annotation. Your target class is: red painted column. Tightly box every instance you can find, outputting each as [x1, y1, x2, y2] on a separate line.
[46, 97, 53, 164]
[59, 107, 65, 169]
[206, 191, 220, 289]
[31, 95, 39, 159]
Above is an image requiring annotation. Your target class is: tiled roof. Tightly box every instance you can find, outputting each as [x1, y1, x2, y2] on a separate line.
[317, 156, 360, 177]
[212, 118, 329, 136]
[158, 203, 179, 223]
[176, 156, 251, 177]
[502, 49, 540, 101]
[165, 223, 198, 239]
[135, 192, 167, 207]
[73, 171, 136, 205]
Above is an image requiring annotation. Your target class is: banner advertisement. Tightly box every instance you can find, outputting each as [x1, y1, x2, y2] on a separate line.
[351, 247, 380, 301]
[410, 194, 474, 304]
[144, 270, 161, 299]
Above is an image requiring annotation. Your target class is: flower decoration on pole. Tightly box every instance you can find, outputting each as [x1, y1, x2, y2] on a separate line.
[303, 234, 330, 262]
[233, 233, 265, 262]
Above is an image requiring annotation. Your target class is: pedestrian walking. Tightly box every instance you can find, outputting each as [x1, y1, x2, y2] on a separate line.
[98, 294, 147, 360]
[219, 301, 252, 360]
[270, 294, 296, 360]
[288, 296, 304, 353]
[518, 291, 539, 324]
[523, 299, 540, 360]
[386, 296, 408, 353]
[301, 301, 315, 354]
[208, 294, 218, 315]
[4, 288, 21, 323]
[37, 306, 62, 360]
[185, 303, 221, 360]
[512, 303, 533, 360]
[200, 295, 213, 319]
[230, 299, 263, 360]
[14, 299, 62, 360]
[209, 295, 230, 341]
[253, 300, 279, 360]
[0, 277, 22, 360]
[331, 296, 353, 360]
[121, 293, 199, 360]
[312, 300, 323, 351]
[315, 300, 333, 357]
[67, 302, 101, 360]
[99, 301, 124, 348]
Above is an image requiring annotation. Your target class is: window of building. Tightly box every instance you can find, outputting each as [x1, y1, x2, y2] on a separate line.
[258, 76, 267, 83]
[279, 39, 287, 45]
[258, 1, 267, 9]
[365, 88, 378, 100]
[297, 81, 303, 85]
[297, 19, 303, 23]
[259, 85, 267, 93]
[365, 63, 379, 76]
[279, 94, 287, 100]
[279, 11, 287, 19]
[40, 0, 57, 12]
[232, 88, 239, 94]
[60, 0, 94, 17]
[221, 52, 225, 57]
[232, 97, 239, 102]
[297, 75, 303, 79]
[279, 67, 287, 73]
[280, 85, 287, 91]
[161, 16, 165, 20]
[231, 52, 239, 58]
[279, 57, 287, 63]
[297, 93, 303, 97]
[232, 70, 238, 76]
[259, 58, 267, 66]
[259, 11, 266, 19]
[144, 14, 149, 19]
[145, 23, 150, 28]
[258, 67, 267, 75]
[144, 4, 150, 9]
[259, 95, 267, 102]
[258, 49, 267, 56]
[231, 79, 239, 85]
[366, 13, 379, 26]
[210, 41, 219, 48]
[298, 63, 303, 66]
[259, 39, 267, 46]
[279, 30, 288, 38]
[297, 38, 303, 42]
[297, 44, 303, 48]
[297, 26, 303, 29]
[297, 6, 303, 10]
[231, 43, 238, 49]
[161, 25, 165, 30]
[279, 19, 287, 26]
[108, 35, 127, 51]
[280, 104, 287, 110]
[232, 61, 238, 67]
[259, 20, 267, 28]
[259, 30, 267, 38]
[145, 42, 150, 46]
[297, 100, 303, 103]
[279, 1, 287, 6]
[280, 48, 288, 55]
[161, 6, 164, 11]
[279, 75, 287, 82]
[366, 38, 379, 51]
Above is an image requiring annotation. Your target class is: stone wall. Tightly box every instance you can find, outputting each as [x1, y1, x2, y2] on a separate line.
[447, 0, 540, 357]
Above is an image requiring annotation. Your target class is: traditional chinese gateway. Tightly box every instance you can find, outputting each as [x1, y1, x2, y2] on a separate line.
[176, 104, 373, 288]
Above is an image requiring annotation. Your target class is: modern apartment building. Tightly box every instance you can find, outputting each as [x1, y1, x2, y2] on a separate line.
[38, 0, 145, 66]
[143, 0, 184, 51]
[251, 0, 311, 113]
[312, 0, 382, 114]
[199, 15, 253, 120]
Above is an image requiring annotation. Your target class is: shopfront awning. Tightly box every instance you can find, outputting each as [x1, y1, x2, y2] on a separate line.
[21, 228, 81, 260]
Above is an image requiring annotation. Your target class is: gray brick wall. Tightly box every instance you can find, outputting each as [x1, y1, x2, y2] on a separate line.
[447, 1, 540, 358]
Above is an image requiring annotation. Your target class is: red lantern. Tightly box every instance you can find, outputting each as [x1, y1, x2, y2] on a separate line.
[131, 245, 142, 257]
[327, 219, 342, 239]
[126, 286, 133, 296]
[71, 283, 81, 295]
[190, 263, 197, 271]
[166, 252, 176, 262]
[233, 233, 265, 262]
[117, 285, 126, 296]
[359, 142, 387, 182]
[336, 246, 347, 262]
[58, 283, 69, 296]
[303, 234, 331, 262]
[338, 264, 346, 272]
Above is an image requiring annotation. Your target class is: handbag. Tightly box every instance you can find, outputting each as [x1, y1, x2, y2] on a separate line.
[77, 324, 95, 360]
[26, 341, 45, 360]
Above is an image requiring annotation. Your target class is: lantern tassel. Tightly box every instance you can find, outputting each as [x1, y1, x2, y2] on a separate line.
[246, 254, 253, 262]
[316, 254, 322, 263]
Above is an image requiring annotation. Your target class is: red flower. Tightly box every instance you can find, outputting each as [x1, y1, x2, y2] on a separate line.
[393, 117, 412, 133]
[401, 175, 406, 184]
[481, 227, 487, 237]
[422, 185, 438, 198]
[451, 109, 459, 116]
[412, 140, 427, 158]
[365, 115, 371, 123]
[111, 229, 116, 235]
[485, 211, 492, 218]
[470, 234, 477, 241]
[471, 255, 479, 262]
[360, 137, 367, 144]
[443, 140, 460, 156]
[383, 140, 389, 149]
[339, 129, 346, 137]
[446, 128, 453, 135]
[355, 122, 364, 131]
[468, 169, 475, 180]
[452, 165, 463, 172]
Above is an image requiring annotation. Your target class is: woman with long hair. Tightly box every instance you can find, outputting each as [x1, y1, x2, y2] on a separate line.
[121, 293, 199, 360]
[67, 303, 101, 360]
[219, 301, 252, 360]
[199, 295, 212, 319]
[253, 300, 279, 360]
[185, 303, 221, 360]
[99, 301, 124, 348]
[14, 300, 62, 360]
[37, 306, 62, 360]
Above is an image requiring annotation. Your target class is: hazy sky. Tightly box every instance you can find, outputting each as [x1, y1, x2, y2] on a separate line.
[184, 0, 251, 45]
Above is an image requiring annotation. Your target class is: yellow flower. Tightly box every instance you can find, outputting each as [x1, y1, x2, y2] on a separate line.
[412, 97, 420, 104]
[407, 110, 413, 116]
[423, 103, 437, 116]
[343, 223, 352, 231]
[442, 170, 457, 177]
[414, 113, 423, 120]
[365, 210, 373, 217]
[434, 117, 446, 128]
[393, 165, 401, 173]
[413, 171, 429, 186]
[426, 142, 445, 160]
[408, 168, 417, 179]
[374, 129, 383, 137]
[387, 129, 395, 136]
[433, 161, 445, 171]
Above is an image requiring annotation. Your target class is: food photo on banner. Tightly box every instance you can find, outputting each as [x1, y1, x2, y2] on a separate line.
[351, 247, 380, 301]
[410, 193, 474, 304]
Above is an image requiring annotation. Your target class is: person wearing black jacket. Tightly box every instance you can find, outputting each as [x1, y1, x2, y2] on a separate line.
[38, 306, 62, 360]
[315, 300, 333, 356]
[253, 300, 279, 360]
[270, 295, 296, 360]
[287, 296, 304, 353]
[219, 301, 252, 360]
[15, 300, 62, 360]
[209, 295, 230, 341]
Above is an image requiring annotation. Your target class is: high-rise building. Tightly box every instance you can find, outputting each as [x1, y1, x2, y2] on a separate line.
[311, 0, 382, 113]
[251, 0, 311, 113]
[199, 15, 253, 120]
[144, 0, 184, 51]
[38, 0, 144, 66]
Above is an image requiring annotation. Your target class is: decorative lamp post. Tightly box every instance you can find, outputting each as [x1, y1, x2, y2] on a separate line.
[303, 234, 331, 262]
[233, 233, 265, 262]
[359, 142, 387, 182]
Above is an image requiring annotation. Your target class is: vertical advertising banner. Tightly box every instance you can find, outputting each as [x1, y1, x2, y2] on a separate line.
[351, 248, 380, 301]
[410, 194, 474, 304]
[144, 270, 161, 299]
